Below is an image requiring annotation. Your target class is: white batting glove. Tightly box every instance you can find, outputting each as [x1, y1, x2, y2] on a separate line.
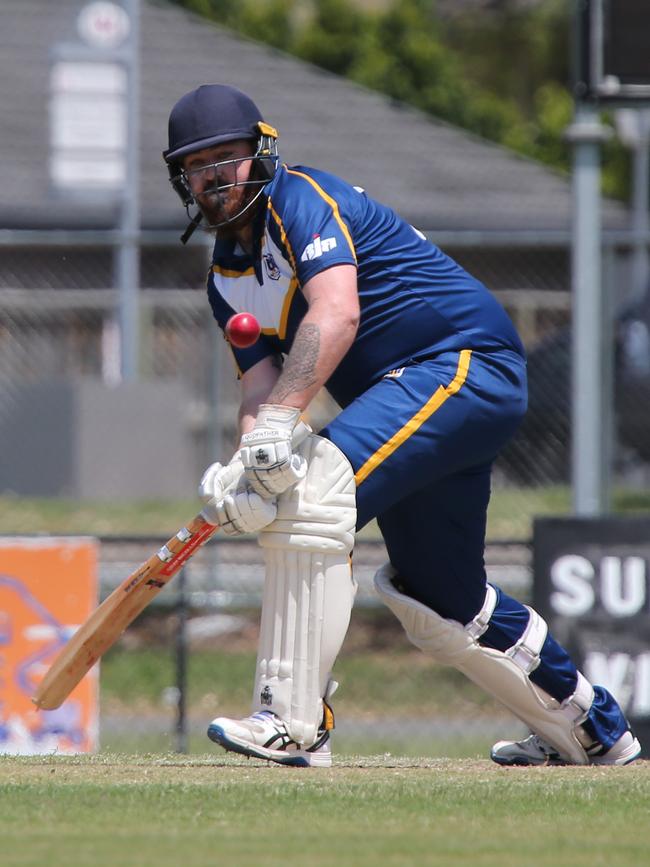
[199, 453, 277, 536]
[198, 452, 244, 504]
[212, 490, 277, 536]
[239, 405, 308, 498]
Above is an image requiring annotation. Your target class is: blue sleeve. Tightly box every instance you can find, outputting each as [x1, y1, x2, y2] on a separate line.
[206, 276, 276, 376]
[269, 168, 357, 286]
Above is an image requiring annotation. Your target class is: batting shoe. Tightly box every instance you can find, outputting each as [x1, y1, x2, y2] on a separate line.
[490, 729, 641, 767]
[207, 710, 332, 768]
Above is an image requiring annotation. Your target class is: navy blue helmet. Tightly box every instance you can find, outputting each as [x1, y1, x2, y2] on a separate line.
[163, 85, 279, 242]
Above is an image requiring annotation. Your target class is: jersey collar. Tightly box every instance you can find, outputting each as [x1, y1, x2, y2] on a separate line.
[211, 193, 269, 284]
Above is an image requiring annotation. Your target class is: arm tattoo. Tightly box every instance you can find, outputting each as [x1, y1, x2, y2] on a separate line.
[271, 322, 320, 402]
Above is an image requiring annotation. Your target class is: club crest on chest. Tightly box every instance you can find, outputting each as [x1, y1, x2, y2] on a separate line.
[263, 252, 281, 281]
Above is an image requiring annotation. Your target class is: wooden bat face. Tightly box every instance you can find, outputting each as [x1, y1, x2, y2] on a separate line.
[32, 513, 218, 711]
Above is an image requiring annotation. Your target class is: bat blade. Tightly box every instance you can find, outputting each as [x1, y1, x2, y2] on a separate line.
[32, 513, 218, 710]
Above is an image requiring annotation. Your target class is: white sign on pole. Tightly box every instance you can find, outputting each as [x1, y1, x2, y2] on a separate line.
[49, 60, 127, 191]
[77, 1, 130, 49]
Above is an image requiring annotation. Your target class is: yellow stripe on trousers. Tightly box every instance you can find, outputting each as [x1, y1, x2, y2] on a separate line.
[354, 349, 473, 486]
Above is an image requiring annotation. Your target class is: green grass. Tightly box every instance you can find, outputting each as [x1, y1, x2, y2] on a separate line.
[98, 636, 514, 757]
[3, 488, 649, 540]
[0, 755, 648, 867]
[0, 496, 200, 537]
[97, 727, 498, 761]
[0, 485, 650, 540]
[95, 604, 519, 758]
[101, 644, 503, 718]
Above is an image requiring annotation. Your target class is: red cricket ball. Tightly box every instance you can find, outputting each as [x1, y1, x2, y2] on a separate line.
[225, 312, 261, 349]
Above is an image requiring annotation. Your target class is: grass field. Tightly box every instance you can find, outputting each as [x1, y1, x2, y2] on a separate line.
[3, 492, 649, 866]
[3, 487, 649, 540]
[97, 608, 522, 757]
[1, 754, 648, 867]
[99, 650, 517, 757]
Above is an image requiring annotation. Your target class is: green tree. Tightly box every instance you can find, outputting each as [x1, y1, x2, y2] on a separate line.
[175, 0, 295, 50]
[292, 0, 366, 73]
[170, 0, 630, 199]
[441, 0, 571, 117]
[237, 0, 296, 50]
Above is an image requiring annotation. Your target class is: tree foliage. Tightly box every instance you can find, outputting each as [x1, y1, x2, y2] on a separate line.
[172, 0, 630, 199]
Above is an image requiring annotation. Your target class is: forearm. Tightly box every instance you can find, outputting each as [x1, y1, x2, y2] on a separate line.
[237, 355, 282, 437]
[237, 266, 358, 498]
[266, 302, 358, 411]
[238, 401, 263, 437]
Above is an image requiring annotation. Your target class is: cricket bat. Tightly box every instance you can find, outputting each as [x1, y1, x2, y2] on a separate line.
[33, 512, 219, 710]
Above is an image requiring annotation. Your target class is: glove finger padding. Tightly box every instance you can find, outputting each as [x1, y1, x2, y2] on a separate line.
[216, 489, 278, 536]
[244, 452, 308, 497]
[198, 462, 226, 502]
[239, 404, 306, 498]
[199, 453, 246, 526]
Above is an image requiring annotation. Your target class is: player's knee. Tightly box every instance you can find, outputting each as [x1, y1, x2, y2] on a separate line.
[259, 433, 357, 554]
[374, 563, 549, 671]
[374, 562, 477, 663]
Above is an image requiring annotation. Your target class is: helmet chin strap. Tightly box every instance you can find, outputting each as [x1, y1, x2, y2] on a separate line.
[180, 210, 204, 245]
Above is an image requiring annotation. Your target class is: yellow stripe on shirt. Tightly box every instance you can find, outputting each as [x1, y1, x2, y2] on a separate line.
[212, 264, 255, 278]
[285, 168, 357, 263]
[354, 350, 473, 486]
[267, 200, 298, 272]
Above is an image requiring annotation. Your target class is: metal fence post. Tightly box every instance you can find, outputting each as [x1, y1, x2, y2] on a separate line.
[117, 0, 141, 381]
[174, 565, 188, 754]
[566, 102, 612, 516]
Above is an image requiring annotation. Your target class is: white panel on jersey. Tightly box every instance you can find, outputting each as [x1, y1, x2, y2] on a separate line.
[211, 234, 296, 336]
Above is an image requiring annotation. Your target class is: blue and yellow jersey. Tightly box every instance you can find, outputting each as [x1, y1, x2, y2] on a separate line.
[207, 164, 524, 408]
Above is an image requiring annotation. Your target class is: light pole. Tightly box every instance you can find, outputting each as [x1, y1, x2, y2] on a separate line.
[565, 103, 612, 516]
[616, 108, 650, 304]
[116, 0, 141, 381]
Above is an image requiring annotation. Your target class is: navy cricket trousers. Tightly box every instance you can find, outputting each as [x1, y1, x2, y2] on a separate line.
[323, 348, 526, 624]
[322, 348, 628, 747]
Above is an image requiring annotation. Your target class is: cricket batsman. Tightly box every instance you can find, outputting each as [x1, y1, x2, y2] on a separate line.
[163, 84, 640, 768]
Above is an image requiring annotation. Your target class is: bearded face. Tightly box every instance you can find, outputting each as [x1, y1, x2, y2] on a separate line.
[182, 140, 257, 231]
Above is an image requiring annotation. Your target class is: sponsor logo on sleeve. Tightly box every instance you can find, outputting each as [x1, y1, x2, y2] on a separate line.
[300, 234, 337, 262]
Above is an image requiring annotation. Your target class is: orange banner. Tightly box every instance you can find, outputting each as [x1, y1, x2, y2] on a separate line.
[0, 537, 99, 754]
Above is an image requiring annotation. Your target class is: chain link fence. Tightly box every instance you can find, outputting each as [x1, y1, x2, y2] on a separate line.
[1, 233, 591, 498]
[1, 231, 649, 755]
[94, 534, 531, 755]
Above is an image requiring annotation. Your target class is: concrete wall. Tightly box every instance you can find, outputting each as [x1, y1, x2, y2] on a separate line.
[0, 380, 196, 499]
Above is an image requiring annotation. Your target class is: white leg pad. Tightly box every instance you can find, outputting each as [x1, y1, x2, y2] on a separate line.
[374, 563, 594, 764]
[256, 433, 357, 745]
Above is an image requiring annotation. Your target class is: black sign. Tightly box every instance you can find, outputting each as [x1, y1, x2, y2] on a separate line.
[576, 1, 650, 102]
[533, 516, 650, 757]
